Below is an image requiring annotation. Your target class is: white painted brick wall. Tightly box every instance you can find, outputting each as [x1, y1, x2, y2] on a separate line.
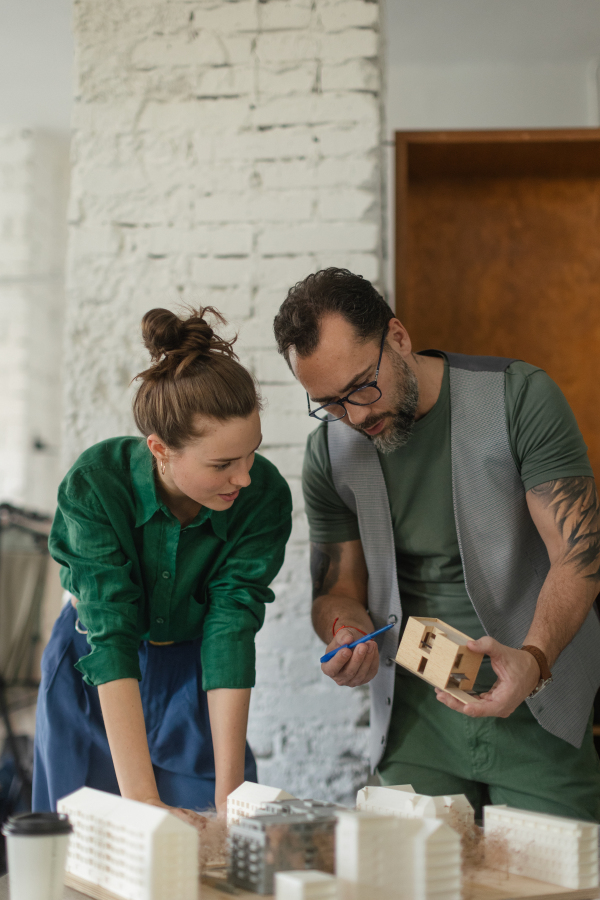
[0, 128, 69, 513]
[66, 0, 383, 804]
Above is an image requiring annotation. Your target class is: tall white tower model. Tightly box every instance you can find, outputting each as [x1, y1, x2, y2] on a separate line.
[335, 810, 461, 900]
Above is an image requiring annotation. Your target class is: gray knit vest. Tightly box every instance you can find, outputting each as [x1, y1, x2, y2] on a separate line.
[327, 351, 600, 771]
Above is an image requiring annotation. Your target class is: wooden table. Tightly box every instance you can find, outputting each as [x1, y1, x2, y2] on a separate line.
[0, 874, 84, 899]
[2, 870, 599, 900]
[0, 873, 238, 899]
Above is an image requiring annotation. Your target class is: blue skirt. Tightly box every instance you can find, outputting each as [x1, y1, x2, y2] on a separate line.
[33, 602, 257, 811]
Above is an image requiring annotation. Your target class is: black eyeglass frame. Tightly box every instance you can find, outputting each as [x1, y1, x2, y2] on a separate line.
[306, 323, 389, 421]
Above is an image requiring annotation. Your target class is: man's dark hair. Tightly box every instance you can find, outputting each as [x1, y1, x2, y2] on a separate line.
[273, 268, 393, 362]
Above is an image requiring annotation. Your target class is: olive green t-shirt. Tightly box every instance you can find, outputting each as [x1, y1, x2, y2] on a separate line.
[302, 359, 593, 689]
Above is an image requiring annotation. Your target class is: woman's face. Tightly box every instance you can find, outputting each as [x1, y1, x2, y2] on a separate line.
[148, 409, 263, 511]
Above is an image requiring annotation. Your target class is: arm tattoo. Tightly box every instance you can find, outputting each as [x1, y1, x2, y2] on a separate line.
[310, 542, 342, 602]
[530, 476, 600, 580]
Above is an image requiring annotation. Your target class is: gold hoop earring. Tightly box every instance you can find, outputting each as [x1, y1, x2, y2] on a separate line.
[160, 459, 166, 476]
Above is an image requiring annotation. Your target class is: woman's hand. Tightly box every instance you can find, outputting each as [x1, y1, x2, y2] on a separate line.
[98, 681, 209, 830]
[145, 798, 208, 831]
[99, 679, 164, 804]
[207, 688, 251, 818]
[214, 796, 228, 819]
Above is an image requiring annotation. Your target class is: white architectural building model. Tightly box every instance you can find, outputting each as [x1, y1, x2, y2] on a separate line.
[483, 805, 599, 890]
[226, 781, 296, 826]
[335, 811, 461, 900]
[412, 819, 462, 900]
[336, 811, 404, 899]
[275, 870, 338, 900]
[57, 786, 198, 900]
[356, 785, 474, 832]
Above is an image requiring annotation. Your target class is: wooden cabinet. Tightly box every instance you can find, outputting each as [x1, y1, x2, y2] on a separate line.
[395, 129, 600, 477]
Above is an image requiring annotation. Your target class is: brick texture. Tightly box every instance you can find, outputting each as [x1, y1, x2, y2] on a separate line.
[66, 0, 383, 803]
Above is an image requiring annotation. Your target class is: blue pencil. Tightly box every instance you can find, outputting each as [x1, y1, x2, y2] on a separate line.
[320, 622, 395, 664]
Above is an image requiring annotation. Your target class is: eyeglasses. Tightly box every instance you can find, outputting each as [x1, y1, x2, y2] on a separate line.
[307, 324, 389, 422]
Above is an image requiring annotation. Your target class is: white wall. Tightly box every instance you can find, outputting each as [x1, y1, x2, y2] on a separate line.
[0, 0, 72, 513]
[384, 0, 600, 130]
[0, 0, 73, 130]
[387, 61, 598, 131]
[64, 0, 383, 804]
[0, 128, 70, 513]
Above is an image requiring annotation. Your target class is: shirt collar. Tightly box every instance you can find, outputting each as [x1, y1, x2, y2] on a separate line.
[130, 439, 228, 539]
[205, 510, 228, 541]
[131, 440, 161, 527]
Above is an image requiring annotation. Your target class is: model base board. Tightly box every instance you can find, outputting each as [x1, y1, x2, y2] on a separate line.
[65, 872, 160, 900]
[464, 868, 600, 900]
[200, 869, 600, 900]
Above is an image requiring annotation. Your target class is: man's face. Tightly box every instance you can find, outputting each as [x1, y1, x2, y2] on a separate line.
[292, 314, 420, 453]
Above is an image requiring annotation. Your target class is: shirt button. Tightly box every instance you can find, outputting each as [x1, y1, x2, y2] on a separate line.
[162, 571, 171, 580]
[155, 617, 164, 624]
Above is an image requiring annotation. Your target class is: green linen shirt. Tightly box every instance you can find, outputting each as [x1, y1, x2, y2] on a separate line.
[50, 437, 292, 691]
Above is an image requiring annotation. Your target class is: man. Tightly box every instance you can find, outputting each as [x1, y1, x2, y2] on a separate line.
[273, 267, 600, 821]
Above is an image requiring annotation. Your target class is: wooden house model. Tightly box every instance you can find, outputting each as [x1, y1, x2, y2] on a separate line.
[395, 616, 483, 703]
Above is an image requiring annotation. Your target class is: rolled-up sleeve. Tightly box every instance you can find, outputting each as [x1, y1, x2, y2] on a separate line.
[200, 487, 292, 691]
[49, 473, 143, 686]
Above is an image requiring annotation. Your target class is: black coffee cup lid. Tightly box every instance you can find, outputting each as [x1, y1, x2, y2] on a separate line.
[2, 812, 72, 836]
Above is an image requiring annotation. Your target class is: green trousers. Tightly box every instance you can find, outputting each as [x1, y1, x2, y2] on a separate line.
[378, 670, 600, 822]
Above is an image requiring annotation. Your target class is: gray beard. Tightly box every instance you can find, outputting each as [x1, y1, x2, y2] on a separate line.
[352, 354, 420, 454]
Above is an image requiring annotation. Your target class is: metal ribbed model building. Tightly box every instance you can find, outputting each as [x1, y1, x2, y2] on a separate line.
[228, 800, 339, 895]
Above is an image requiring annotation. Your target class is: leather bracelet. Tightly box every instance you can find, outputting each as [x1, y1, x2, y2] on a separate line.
[521, 645, 553, 698]
[520, 645, 552, 681]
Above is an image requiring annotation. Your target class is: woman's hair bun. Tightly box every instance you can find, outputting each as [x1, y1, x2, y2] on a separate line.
[140, 306, 237, 379]
[133, 304, 259, 448]
[142, 308, 185, 360]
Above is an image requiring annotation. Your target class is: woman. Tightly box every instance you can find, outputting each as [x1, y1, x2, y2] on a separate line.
[33, 306, 292, 822]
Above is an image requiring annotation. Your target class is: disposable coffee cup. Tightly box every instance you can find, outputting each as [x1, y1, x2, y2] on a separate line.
[2, 812, 73, 900]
